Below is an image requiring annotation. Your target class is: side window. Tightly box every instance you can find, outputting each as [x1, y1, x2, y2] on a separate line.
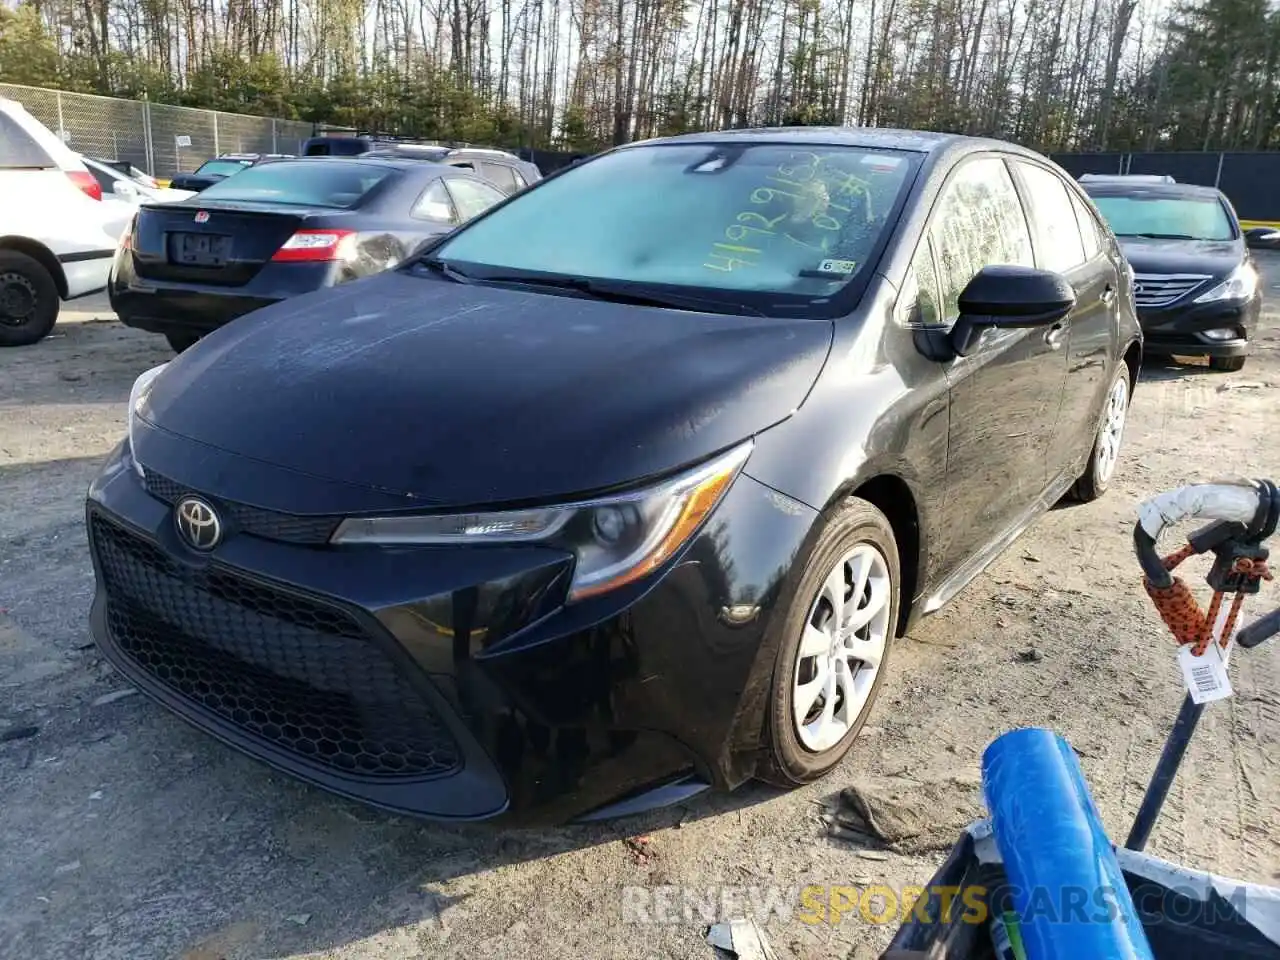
[929, 156, 1034, 323]
[480, 162, 518, 193]
[446, 177, 505, 221]
[1015, 162, 1087, 272]
[896, 241, 942, 326]
[1068, 190, 1102, 259]
[411, 180, 457, 223]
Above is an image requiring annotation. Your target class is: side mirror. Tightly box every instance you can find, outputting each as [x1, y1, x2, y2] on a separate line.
[1245, 227, 1280, 250]
[950, 265, 1076, 356]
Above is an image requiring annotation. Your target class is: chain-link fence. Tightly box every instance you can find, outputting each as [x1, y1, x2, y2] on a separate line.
[0, 83, 315, 179]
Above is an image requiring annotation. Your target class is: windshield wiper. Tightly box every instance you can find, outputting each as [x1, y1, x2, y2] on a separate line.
[473, 274, 768, 316]
[414, 257, 475, 284]
[1121, 232, 1201, 240]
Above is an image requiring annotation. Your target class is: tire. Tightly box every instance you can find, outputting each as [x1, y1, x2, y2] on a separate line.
[760, 497, 900, 787]
[1209, 354, 1247, 372]
[165, 332, 200, 353]
[0, 250, 60, 347]
[1070, 364, 1131, 503]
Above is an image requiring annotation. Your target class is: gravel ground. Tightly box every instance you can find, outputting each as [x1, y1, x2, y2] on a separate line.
[3, 270, 1280, 960]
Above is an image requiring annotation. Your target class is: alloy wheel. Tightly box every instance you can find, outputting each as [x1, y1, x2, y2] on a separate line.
[792, 543, 892, 753]
[1095, 374, 1129, 485]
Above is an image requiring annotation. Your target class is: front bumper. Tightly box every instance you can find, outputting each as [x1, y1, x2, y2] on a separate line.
[1137, 294, 1261, 358]
[85, 431, 817, 824]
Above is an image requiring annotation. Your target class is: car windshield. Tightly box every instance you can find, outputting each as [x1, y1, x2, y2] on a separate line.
[426, 142, 920, 312]
[195, 161, 395, 208]
[1089, 194, 1235, 241]
[195, 159, 253, 177]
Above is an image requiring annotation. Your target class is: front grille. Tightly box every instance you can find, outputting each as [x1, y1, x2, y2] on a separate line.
[90, 514, 461, 780]
[143, 469, 340, 545]
[1132, 274, 1212, 308]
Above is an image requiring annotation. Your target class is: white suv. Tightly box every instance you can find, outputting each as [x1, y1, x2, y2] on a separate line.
[0, 96, 122, 346]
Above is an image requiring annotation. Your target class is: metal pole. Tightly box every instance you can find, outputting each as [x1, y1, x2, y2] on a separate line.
[213, 113, 220, 156]
[1124, 693, 1205, 852]
[142, 96, 155, 176]
[1214, 152, 1225, 188]
[272, 118, 278, 153]
[56, 90, 65, 143]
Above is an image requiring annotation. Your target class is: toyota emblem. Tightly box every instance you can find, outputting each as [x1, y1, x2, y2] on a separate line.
[193, 210, 210, 223]
[175, 497, 222, 551]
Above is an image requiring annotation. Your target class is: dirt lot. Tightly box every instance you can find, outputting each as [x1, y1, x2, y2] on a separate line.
[3, 271, 1280, 960]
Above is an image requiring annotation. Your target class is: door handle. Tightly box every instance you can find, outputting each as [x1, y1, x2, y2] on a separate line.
[1045, 321, 1066, 350]
[1101, 284, 1116, 305]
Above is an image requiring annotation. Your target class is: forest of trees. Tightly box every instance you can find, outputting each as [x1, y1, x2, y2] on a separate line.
[2, 0, 1279, 155]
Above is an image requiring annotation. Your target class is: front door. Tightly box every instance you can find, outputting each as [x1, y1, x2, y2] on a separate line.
[923, 154, 1072, 576]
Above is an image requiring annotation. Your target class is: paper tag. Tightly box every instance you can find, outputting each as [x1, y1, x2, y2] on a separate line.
[817, 258, 858, 275]
[1179, 642, 1233, 704]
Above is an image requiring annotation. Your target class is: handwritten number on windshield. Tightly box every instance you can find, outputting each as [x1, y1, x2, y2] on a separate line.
[703, 153, 870, 273]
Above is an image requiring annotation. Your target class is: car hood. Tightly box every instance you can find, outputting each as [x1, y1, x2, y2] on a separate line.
[141, 272, 833, 507]
[1115, 236, 1243, 276]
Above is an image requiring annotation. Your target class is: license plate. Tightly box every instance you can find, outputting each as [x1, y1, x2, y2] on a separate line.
[172, 233, 232, 267]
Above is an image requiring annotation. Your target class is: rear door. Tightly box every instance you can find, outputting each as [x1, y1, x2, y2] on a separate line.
[1008, 159, 1118, 482]
[924, 154, 1072, 571]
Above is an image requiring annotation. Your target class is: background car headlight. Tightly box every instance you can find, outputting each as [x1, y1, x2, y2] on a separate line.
[126, 363, 167, 476]
[1194, 263, 1259, 304]
[331, 441, 754, 600]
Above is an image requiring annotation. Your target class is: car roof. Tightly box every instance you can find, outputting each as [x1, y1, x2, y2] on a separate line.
[1080, 180, 1226, 201]
[245, 155, 453, 173]
[629, 126, 1041, 159]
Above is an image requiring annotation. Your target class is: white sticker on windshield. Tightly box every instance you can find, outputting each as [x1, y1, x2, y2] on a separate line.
[817, 259, 858, 275]
[861, 155, 903, 172]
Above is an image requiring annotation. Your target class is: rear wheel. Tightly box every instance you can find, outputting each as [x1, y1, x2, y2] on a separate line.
[0, 251, 59, 347]
[165, 332, 200, 353]
[760, 497, 899, 786]
[1209, 354, 1247, 372]
[1070, 365, 1131, 502]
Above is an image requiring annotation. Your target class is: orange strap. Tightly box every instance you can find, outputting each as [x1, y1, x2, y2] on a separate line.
[1144, 545, 1272, 656]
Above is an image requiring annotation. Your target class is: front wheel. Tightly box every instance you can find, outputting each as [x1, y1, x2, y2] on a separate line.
[1070, 365, 1131, 502]
[760, 497, 899, 787]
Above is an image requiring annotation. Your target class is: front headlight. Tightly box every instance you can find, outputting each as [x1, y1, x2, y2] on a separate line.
[1194, 263, 1258, 304]
[331, 441, 754, 601]
[126, 363, 168, 476]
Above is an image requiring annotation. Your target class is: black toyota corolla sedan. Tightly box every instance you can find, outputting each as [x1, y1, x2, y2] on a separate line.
[110, 156, 507, 352]
[86, 128, 1142, 825]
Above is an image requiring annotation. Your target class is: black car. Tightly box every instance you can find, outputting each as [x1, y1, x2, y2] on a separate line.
[110, 156, 507, 351]
[167, 153, 293, 192]
[356, 145, 543, 194]
[86, 128, 1141, 825]
[1081, 178, 1261, 372]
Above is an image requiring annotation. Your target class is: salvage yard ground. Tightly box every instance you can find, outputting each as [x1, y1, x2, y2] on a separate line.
[3, 268, 1280, 960]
